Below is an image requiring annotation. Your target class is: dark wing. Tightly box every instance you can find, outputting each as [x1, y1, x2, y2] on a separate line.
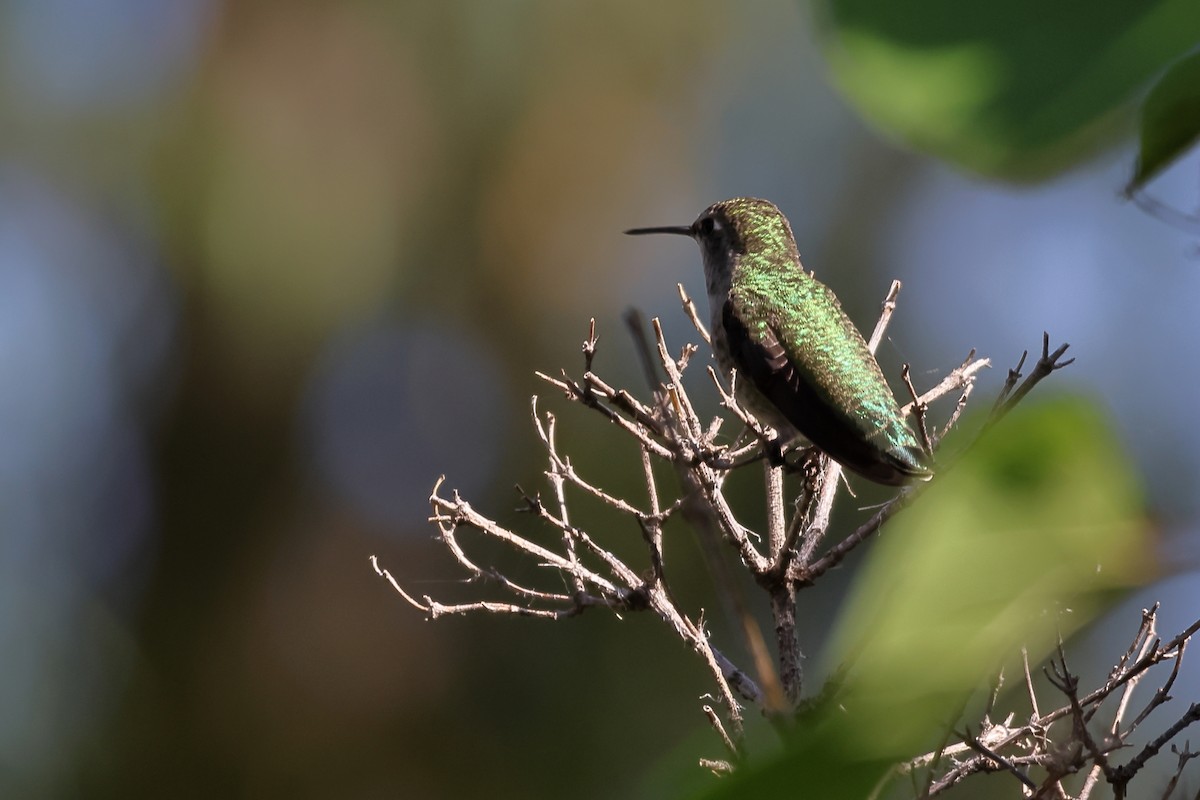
[721, 300, 928, 485]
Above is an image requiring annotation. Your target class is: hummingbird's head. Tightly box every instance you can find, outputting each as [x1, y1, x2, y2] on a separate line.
[626, 198, 798, 296]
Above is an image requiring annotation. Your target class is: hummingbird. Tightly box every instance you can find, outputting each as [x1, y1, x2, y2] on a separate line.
[626, 197, 931, 486]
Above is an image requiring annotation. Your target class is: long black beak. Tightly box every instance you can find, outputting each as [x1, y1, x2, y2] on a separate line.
[624, 225, 693, 237]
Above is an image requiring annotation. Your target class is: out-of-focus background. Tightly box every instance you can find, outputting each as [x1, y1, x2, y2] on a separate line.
[3, 1, 1200, 797]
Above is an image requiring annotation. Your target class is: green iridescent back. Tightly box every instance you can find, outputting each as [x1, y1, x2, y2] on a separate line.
[712, 198, 920, 452]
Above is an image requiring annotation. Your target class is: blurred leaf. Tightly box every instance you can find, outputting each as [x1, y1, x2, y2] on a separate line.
[1128, 49, 1200, 192]
[816, 0, 1200, 179]
[699, 732, 894, 800]
[694, 396, 1151, 798]
[824, 396, 1150, 749]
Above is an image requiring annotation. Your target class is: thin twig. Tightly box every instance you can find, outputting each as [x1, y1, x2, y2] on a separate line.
[793, 488, 917, 585]
[900, 353, 990, 415]
[960, 727, 1038, 791]
[937, 366, 976, 444]
[1023, 647, 1041, 719]
[992, 333, 1074, 423]
[867, 280, 902, 352]
[901, 363, 933, 456]
[1111, 703, 1200, 791]
[703, 704, 740, 761]
[678, 283, 711, 345]
[992, 349, 1027, 413]
[537, 402, 584, 598]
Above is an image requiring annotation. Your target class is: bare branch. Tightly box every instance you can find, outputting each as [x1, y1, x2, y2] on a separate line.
[708, 366, 773, 458]
[992, 333, 1074, 423]
[1119, 612, 1165, 734]
[371, 554, 435, 613]
[699, 758, 735, 776]
[703, 704, 741, 761]
[535, 371, 675, 460]
[867, 279, 902, 352]
[901, 363, 934, 456]
[907, 609, 1200, 797]
[532, 397, 650, 519]
[1111, 704, 1200, 792]
[1158, 744, 1200, 798]
[936, 356, 978, 443]
[793, 488, 916, 585]
[381, 272, 1110, 788]
[1023, 647, 1042, 719]
[536, 403, 585, 599]
[678, 283, 711, 345]
[992, 348, 1028, 414]
[765, 460, 786, 560]
[960, 726, 1038, 791]
[901, 351, 991, 415]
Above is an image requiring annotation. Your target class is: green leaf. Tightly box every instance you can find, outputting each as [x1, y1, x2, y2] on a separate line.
[693, 395, 1151, 799]
[1128, 49, 1200, 192]
[821, 395, 1150, 750]
[815, 0, 1200, 179]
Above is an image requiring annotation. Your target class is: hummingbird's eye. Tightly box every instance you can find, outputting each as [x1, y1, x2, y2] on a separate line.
[696, 216, 721, 236]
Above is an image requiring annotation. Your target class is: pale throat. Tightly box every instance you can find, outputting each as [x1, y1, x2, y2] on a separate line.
[702, 249, 736, 326]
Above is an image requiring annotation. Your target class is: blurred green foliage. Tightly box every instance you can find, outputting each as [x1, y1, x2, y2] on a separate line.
[1129, 49, 1200, 191]
[817, 0, 1200, 179]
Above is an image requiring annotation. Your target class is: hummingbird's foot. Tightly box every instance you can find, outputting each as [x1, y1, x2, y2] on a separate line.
[766, 439, 789, 468]
[778, 445, 822, 476]
[800, 450, 825, 487]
